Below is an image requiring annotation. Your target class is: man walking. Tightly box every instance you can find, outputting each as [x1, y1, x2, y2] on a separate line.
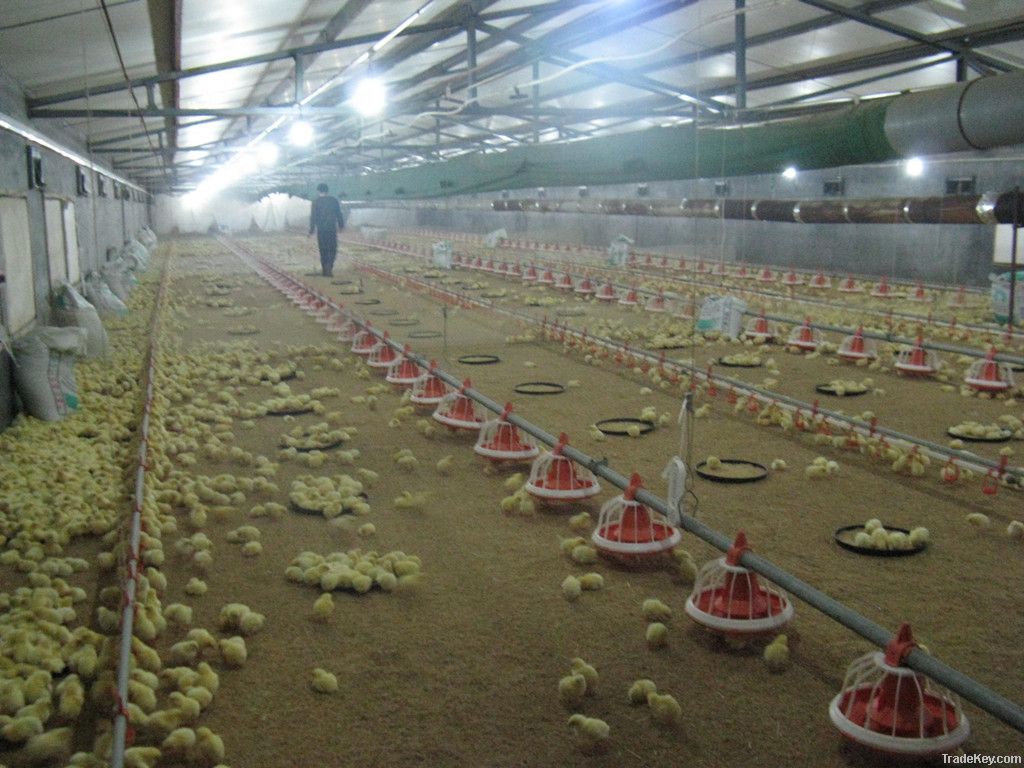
[308, 183, 345, 277]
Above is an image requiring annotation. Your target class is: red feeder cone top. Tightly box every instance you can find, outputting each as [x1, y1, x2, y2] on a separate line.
[735, 263, 749, 278]
[474, 403, 540, 462]
[556, 272, 574, 290]
[596, 282, 617, 301]
[696, 258, 709, 273]
[538, 268, 555, 285]
[684, 531, 794, 637]
[385, 346, 422, 386]
[782, 268, 802, 286]
[758, 266, 774, 282]
[525, 433, 601, 502]
[335, 318, 359, 341]
[788, 317, 819, 352]
[325, 312, 347, 333]
[712, 261, 727, 276]
[895, 335, 938, 377]
[809, 270, 830, 289]
[619, 287, 639, 306]
[829, 623, 970, 757]
[909, 282, 928, 302]
[351, 325, 377, 354]
[660, 256, 669, 268]
[523, 264, 538, 282]
[574, 275, 595, 295]
[592, 473, 682, 565]
[964, 347, 1014, 392]
[839, 275, 861, 293]
[871, 276, 893, 298]
[410, 361, 451, 406]
[677, 257, 687, 271]
[646, 291, 666, 312]
[432, 378, 485, 431]
[949, 285, 967, 307]
[743, 309, 775, 342]
[838, 325, 877, 362]
[367, 332, 399, 368]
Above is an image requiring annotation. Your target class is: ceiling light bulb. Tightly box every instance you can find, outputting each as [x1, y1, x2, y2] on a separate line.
[288, 120, 314, 147]
[351, 78, 387, 117]
[782, 166, 797, 180]
[905, 157, 924, 177]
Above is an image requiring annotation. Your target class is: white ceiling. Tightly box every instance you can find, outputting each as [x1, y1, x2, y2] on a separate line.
[0, 0, 1020, 191]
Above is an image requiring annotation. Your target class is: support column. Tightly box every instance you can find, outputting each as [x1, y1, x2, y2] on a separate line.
[735, 0, 747, 110]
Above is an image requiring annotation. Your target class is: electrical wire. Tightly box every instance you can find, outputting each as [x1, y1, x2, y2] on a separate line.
[96, 0, 167, 186]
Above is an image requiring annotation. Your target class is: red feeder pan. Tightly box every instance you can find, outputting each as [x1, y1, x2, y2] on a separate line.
[350, 326, 377, 355]
[735, 264, 749, 279]
[366, 333, 399, 369]
[684, 531, 794, 637]
[963, 348, 1015, 393]
[315, 303, 335, 323]
[829, 624, 970, 757]
[538, 268, 555, 285]
[325, 312, 348, 333]
[619, 287, 639, 307]
[555, 272, 574, 291]
[781, 269, 803, 287]
[808, 271, 831, 289]
[522, 265, 538, 282]
[894, 336, 939, 377]
[757, 267, 774, 283]
[507, 262, 522, 278]
[838, 325, 878, 362]
[871, 276, 895, 298]
[525, 433, 601, 503]
[474, 403, 540, 462]
[696, 259, 710, 274]
[592, 473, 681, 566]
[742, 310, 777, 343]
[948, 286, 967, 307]
[645, 291, 667, 313]
[908, 282, 929, 302]
[432, 378, 485, 431]
[838, 275, 862, 293]
[335, 318, 360, 341]
[385, 346, 421, 387]
[595, 282, 617, 302]
[409, 361, 451, 406]
[574, 276, 596, 296]
[711, 261, 728, 276]
[787, 317, 821, 352]
[677, 257, 687, 271]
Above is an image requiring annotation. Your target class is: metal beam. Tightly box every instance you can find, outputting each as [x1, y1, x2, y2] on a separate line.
[26, 2, 577, 108]
[475, 17, 728, 114]
[87, 116, 223, 148]
[735, 0, 746, 110]
[798, 0, 1011, 73]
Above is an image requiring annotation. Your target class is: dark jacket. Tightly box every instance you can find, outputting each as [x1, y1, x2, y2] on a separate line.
[309, 195, 344, 240]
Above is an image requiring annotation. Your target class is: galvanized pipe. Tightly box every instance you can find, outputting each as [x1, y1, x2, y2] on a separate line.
[225, 237, 1024, 736]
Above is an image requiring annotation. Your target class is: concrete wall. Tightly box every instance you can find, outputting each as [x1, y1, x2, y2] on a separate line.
[0, 68, 151, 428]
[347, 149, 1024, 287]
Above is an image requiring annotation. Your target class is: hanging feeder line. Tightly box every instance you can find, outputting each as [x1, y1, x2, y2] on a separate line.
[347, 242, 1023, 483]
[219, 236, 1024, 737]
[344, 235, 1024, 364]
[110, 263, 171, 768]
[405, 226, 989, 299]
[356, 232, 1020, 345]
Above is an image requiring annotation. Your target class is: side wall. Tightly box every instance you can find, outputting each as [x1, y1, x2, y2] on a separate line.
[0, 69, 151, 428]
[347, 152, 1024, 287]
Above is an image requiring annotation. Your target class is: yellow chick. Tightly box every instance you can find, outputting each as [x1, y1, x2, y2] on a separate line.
[628, 679, 657, 705]
[123, 746, 162, 768]
[358, 523, 376, 538]
[626, 424, 642, 438]
[190, 726, 225, 764]
[570, 545, 598, 565]
[503, 472, 525, 491]
[770, 459, 787, 471]
[567, 714, 609, 753]
[311, 668, 339, 693]
[558, 673, 587, 708]
[218, 636, 247, 668]
[579, 573, 604, 591]
[1007, 520, 1024, 540]
[642, 598, 672, 622]
[647, 692, 682, 726]
[561, 576, 582, 602]
[570, 658, 598, 693]
[967, 513, 990, 528]
[568, 512, 592, 533]
[646, 622, 669, 648]
[184, 578, 207, 596]
[436, 455, 454, 475]
[162, 727, 197, 752]
[763, 634, 790, 672]
[313, 593, 334, 622]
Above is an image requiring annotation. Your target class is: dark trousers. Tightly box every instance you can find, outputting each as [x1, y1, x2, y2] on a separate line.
[317, 231, 337, 275]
